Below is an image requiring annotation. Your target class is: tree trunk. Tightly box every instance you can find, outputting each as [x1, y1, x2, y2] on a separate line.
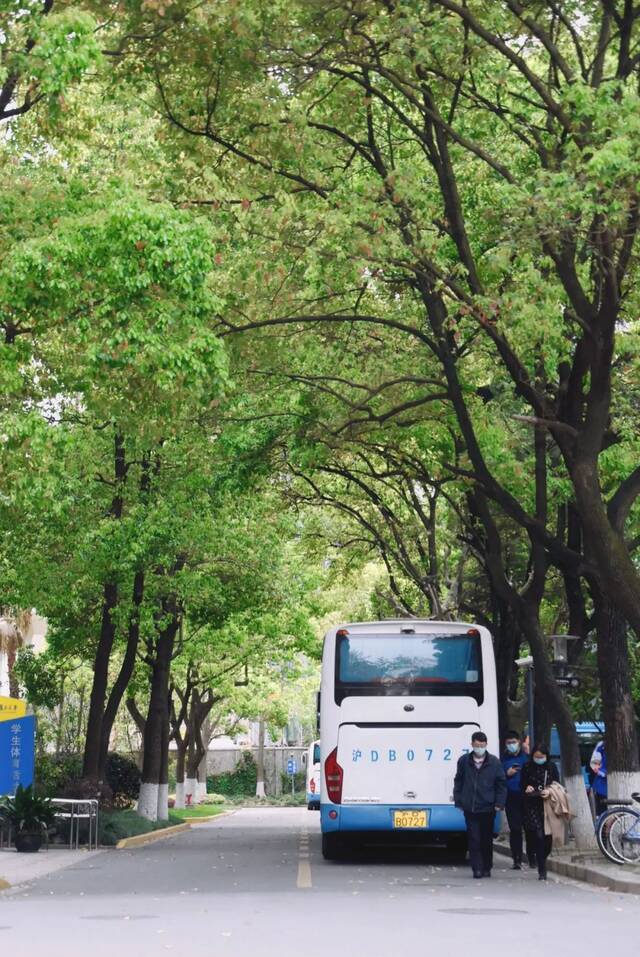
[572, 460, 640, 638]
[98, 568, 145, 777]
[138, 615, 178, 821]
[82, 433, 126, 785]
[157, 700, 170, 821]
[521, 605, 595, 849]
[82, 580, 119, 784]
[55, 676, 65, 757]
[174, 743, 187, 809]
[197, 747, 208, 802]
[256, 718, 266, 798]
[492, 598, 519, 741]
[594, 591, 640, 799]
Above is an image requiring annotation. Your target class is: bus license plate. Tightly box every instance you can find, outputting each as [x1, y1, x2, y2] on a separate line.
[393, 810, 428, 828]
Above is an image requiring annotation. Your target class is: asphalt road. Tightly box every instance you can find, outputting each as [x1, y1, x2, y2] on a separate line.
[1, 807, 639, 956]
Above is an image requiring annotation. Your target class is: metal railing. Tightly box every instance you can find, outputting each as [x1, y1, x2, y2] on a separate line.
[1, 797, 99, 851]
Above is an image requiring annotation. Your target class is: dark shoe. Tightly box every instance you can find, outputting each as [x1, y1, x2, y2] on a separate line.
[482, 870, 491, 877]
[511, 861, 522, 870]
[538, 871, 547, 881]
[527, 858, 537, 868]
[473, 871, 483, 879]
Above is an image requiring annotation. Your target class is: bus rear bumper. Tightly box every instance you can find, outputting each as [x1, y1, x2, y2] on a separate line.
[320, 803, 468, 834]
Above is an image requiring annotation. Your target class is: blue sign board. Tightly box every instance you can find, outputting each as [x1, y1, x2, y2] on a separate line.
[0, 714, 35, 796]
[287, 758, 297, 775]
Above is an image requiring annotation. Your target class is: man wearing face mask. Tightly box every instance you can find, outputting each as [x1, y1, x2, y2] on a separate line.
[454, 731, 507, 878]
[502, 731, 534, 870]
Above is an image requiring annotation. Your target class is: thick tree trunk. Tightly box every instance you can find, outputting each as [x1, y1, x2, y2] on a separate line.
[98, 568, 145, 777]
[174, 745, 187, 809]
[157, 703, 170, 821]
[572, 460, 640, 638]
[521, 606, 595, 849]
[256, 718, 266, 798]
[82, 434, 126, 785]
[138, 615, 178, 821]
[492, 598, 519, 741]
[594, 592, 640, 798]
[82, 580, 119, 784]
[197, 749, 208, 802]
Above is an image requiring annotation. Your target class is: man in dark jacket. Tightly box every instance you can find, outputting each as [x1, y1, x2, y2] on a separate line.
[502, 730, 533, 869]
[454, 731, 507, 878]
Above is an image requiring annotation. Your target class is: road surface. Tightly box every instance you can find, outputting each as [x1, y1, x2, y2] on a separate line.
[1, 807, 638, 956]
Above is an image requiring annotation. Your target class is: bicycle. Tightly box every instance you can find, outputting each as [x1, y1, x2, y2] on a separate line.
[595, 792, 640, 864]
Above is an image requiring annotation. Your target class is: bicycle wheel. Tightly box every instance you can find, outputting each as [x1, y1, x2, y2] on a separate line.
[608, 810, 640, 865]
[596, 809, 627, 864]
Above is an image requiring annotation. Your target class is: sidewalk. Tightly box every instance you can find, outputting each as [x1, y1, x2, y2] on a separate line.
[0, 846, 104, 890]
[494, 838, 640, 895]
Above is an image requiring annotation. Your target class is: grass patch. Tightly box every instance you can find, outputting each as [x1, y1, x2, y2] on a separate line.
[170, 804, 226, 821]
[100, 808, 183, 846]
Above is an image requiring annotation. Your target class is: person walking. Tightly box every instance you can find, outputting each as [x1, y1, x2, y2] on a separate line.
[454, 731, 507, 879]
[501, 730, 534, 870]
[589, 741, 608, 817]
[521, 744, 560, 881]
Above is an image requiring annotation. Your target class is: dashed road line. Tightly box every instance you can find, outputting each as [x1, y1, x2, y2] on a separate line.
[297, 829, 312, 889]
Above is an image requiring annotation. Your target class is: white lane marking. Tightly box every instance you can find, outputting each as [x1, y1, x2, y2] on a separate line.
[297, 830, 312, 889]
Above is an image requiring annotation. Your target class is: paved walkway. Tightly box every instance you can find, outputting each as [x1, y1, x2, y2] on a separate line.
[0, 846, 104, 888]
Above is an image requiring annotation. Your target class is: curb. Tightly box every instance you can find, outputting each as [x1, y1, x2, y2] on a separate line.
[494, 842, 640, 895]
[116, 822, 190, 850]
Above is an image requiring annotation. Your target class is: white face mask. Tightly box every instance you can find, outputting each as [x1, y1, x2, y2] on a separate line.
[473, 746, 487, 757]
[506, 742, 520, 754]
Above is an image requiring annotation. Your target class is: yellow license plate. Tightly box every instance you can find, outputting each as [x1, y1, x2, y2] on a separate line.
[393, 810, 428, 828]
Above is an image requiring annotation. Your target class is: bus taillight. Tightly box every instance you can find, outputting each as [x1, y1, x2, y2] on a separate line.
[325, 747, 343, 804]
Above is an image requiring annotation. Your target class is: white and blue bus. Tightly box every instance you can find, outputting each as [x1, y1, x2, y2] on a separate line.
[305, 739, 321, 810]
[319, 620, 499, 859]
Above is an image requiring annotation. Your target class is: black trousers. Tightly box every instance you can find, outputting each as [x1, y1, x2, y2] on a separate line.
[594, 793, 608, 817]
[526, 826, 552, 875]
[505, 792, 536, 864]
[464, 811, 494, 874]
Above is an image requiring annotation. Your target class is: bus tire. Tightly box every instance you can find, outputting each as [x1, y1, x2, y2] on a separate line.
[322, 833, 345, 860]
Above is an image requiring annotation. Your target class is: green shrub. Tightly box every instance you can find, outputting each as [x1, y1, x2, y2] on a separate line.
[100, 809, 182, 846]
[207, 751, 257, 796]
[34, 753, 82, 796]
[34, 752, 140, 807]
[105, 753, 140, 808]
[201, 793, 226, 805]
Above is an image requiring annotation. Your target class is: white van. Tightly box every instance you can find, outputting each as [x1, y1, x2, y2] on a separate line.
[305, 739, 321, 810]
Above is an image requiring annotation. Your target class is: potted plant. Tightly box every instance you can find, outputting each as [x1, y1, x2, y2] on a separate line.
[0, 784, 56, 852]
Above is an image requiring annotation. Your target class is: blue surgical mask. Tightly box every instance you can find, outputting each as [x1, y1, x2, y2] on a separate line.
[533, 757, 546, 766]
[506, 743, 520, 754]
[473, 746, 487, 757]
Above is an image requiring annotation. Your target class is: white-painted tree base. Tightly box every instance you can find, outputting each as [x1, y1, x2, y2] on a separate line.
[197, 781, 207, 801]
[175, 781, 185, 809]
[185, 777, 199, 806]
[255, 780, 266, 798]
[565, 774, 596, 850]
[137, 781, 159, 822]
[157, 783, 169, 821]
[608, 770, 640, 802]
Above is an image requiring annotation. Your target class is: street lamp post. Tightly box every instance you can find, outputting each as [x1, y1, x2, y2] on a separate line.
[515, 656, 535, 750]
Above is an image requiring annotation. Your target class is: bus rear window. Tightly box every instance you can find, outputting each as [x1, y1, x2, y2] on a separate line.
[335, 633, 483, 703]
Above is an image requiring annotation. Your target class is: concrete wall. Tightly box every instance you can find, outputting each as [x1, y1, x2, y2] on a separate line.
[207, 747, 309, 797]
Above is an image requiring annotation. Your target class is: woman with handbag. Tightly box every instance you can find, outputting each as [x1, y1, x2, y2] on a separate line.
[521, 743, 560, 881]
